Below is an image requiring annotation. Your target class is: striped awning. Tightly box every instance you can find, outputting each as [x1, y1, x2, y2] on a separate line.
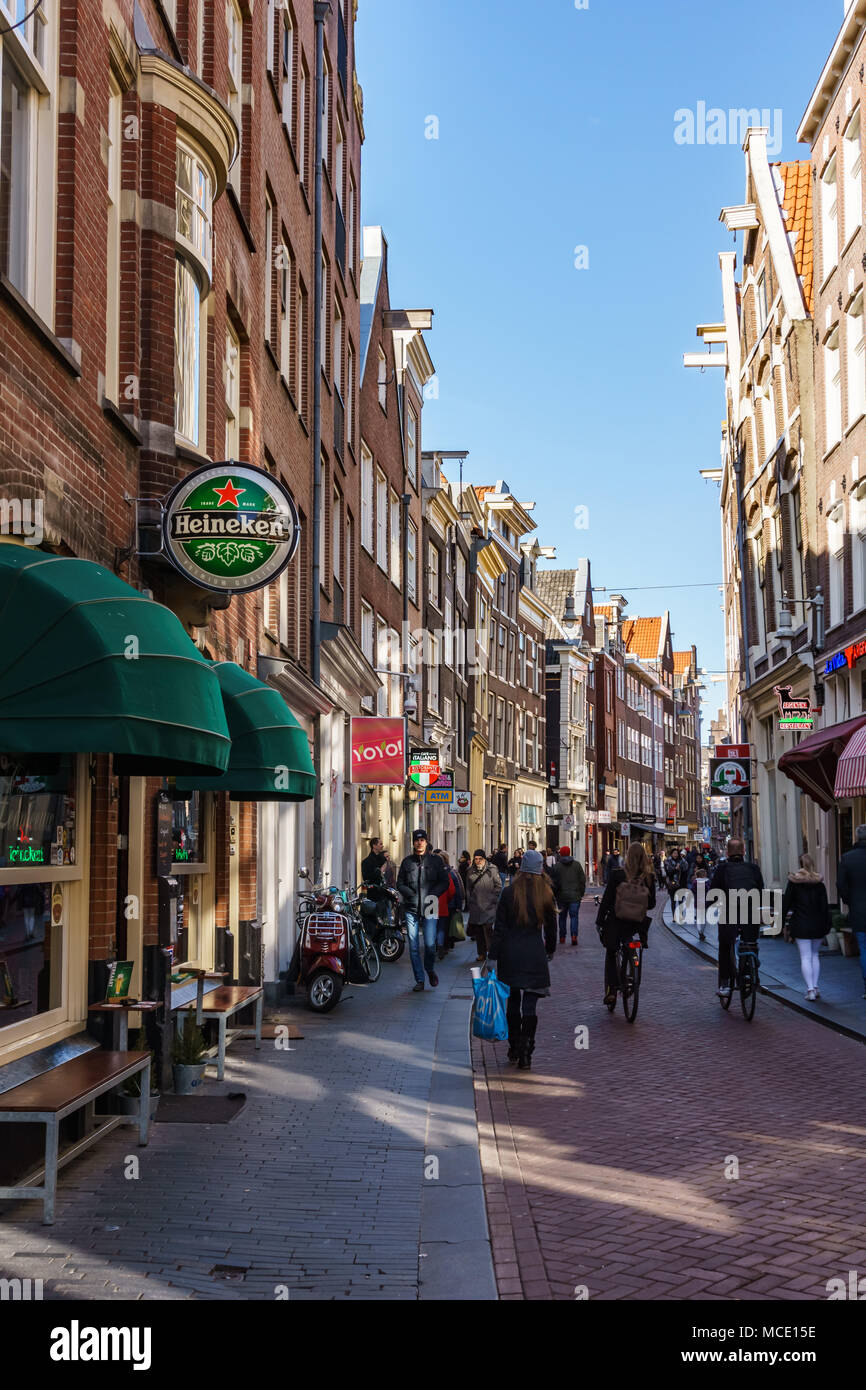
[835, 724, 866, 799]
[778, 715, 866, 810]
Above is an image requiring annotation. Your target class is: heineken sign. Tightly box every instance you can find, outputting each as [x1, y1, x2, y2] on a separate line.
[162, 462, 300, 593]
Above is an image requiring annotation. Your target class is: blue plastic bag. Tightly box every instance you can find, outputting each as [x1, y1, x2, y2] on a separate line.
[472, 967, 510, 1041]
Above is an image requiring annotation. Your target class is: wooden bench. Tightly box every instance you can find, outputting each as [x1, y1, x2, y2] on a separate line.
[181, 985, 263, 1081]
[0, 1050, 151, 1225]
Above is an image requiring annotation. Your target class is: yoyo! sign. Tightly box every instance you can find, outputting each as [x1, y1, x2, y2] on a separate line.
[350, 717, 405, 786]
[162, 462, 300, 593]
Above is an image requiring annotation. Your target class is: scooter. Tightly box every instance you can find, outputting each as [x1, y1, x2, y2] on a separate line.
[358, 883, 405, 963]
[287, 870, 380, 1012]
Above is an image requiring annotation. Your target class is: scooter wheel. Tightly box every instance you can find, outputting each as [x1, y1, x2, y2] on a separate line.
[307, 970, 343, 1012]
[378, 932, 404, 962]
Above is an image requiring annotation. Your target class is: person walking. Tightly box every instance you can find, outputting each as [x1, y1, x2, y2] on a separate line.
[361, 836, 390, 923]
[709, 839, 764, 997]
[396, 829, 450, 992]
[466, 849, 502, 963]
[596, 842, 656, 1006]
[434, 851, 457, 961]
[836, 824, 866, 999]
[487, 849, 557, 1070]
[664, 849, 685, 918]
[556, 846, 586, 944]
[690, 850, 711, 941]
[600, 851, 610, 886]
[507, 847, 524, 879]
[458, 850, 471, 895]
[782, 854, 830, 1001]
[491, 843, 509, 888]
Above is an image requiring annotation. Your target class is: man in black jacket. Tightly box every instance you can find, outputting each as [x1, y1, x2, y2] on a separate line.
[396, 829, 449, 992]
[837, 824, 866, 998]
[361, 837, 389, 922]
[710, 839, 764, 996]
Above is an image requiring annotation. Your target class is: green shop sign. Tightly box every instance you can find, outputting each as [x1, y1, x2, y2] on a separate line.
[162, 462, 300, 594]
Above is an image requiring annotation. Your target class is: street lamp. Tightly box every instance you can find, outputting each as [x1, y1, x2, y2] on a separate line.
[768, 587, 825, 648]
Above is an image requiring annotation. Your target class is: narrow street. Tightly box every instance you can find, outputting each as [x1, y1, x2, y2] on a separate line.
[2, 904, 865, 1302]
[476, 897, 866, 1301]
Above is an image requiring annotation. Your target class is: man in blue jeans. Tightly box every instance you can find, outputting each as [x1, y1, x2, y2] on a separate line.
[837, 824, 866, 999]
[556, 846, 586, 944]
[396, 829, 450, 992]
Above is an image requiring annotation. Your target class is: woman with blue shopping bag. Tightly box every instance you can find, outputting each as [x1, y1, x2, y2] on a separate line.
[485, 850, 557, 1070]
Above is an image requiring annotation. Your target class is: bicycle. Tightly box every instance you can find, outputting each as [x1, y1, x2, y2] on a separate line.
[718, 934, 759, 1021]
[605, 932, 643, 1023]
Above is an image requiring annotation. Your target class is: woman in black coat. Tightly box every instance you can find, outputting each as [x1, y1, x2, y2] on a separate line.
[487, 850, 557, 1070]
[781, 854, 830, 1001]
[596, 842, 656, 1007]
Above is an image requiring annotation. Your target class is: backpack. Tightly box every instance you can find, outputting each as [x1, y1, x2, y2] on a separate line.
[614, 877, 650, 923]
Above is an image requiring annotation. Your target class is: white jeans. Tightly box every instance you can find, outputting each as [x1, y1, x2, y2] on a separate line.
[796, 938, 821, 992]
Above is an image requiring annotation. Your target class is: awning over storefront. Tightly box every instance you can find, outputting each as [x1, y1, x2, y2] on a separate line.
[175, 662, 316, 801]
[834, 724, 866, 799]
[0, 545, 231, 774]
[777, 715, 866, 810]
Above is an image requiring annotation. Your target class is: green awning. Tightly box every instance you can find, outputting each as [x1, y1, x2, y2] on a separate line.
[0, 545, 231, 775]
[175, 661, 316, 801]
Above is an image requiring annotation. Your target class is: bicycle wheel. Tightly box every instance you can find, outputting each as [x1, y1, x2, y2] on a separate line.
[740, 953, 757, 1021]
[621, 947, 640, 1023]
[360, 930, 381, 982]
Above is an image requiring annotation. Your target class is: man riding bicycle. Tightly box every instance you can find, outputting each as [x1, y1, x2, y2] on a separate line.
[708, 838, 764, 996]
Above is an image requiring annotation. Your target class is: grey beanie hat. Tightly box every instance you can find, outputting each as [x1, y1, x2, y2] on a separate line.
[520, 849, 544, 875]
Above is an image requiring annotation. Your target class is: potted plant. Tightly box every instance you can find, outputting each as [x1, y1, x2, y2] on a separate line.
[115, 1027, 159, 1120]
[172, 1014, 208, 1094]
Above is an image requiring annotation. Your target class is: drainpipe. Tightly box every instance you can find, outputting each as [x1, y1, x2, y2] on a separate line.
[311, 0, 330, 881]
[732, 446, 755, 860]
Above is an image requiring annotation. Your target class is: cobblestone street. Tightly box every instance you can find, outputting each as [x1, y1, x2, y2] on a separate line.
[475, 897, 866, 1300]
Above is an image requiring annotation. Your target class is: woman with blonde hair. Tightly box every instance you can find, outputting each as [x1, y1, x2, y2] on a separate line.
[596, 841, 656, 1007]
[781, 853, 830, 1001]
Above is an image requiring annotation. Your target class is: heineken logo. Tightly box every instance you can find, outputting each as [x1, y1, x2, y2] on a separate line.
[162, 462, 300, 593]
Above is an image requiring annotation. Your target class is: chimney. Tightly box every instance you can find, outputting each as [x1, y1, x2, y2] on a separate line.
[608, 592, 627, 641]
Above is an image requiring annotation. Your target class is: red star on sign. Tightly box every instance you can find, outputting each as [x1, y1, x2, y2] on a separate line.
[213, 478, 246, 507]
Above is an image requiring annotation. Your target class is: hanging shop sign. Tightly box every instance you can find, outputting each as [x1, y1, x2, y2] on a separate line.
[426, 768, 454, 803]
[162, 462, 300, 594]
[824, 639, 866, 676]
[597, 810, 612, 825]
[350, 717, 405, 786]
[709, 756, 752, 797]
[714, 743, 750, 759]
[408, 747, 440, 788]
[774, 684, 817, 730]
[155, 790, 173, 877]
[709, 796, 730, 812]
[448, 790, 472, 815]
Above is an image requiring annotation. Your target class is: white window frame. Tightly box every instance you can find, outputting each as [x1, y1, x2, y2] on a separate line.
[822, 154, 839, 282]
[226, 0, 243, 197]
[845, 108, 862, 244]
[389, 489, 401, 584]
[378, 346, 387, 411]
[360, 442, 373, 553]
[828, 501, 846, 628]
[847, 292, 866, 427]
[825, 328, 842, 451]
[406, 404, 418, 487]
[225, 321, 240, 460]
[376, 467, 387, 571]
[407, 519, 418, 603]
[105, 74, 123, 404]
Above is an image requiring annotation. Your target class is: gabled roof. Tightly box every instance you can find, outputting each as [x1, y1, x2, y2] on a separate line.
[623, 616, 663, 660]
[774, 161, 814, 314]
[594, 604, 613, 619]
[535, 569, 576, 622]
[359, 226, 386, 380]
[673, 650, 693, 676]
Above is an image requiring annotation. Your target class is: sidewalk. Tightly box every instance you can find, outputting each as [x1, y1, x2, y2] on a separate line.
[0, 941, 494, 1300]
[662, 898, 866, 1042]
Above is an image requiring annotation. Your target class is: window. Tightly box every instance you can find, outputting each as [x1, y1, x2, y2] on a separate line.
[852, 485, 866, 614]
[0, 1, 56, 318]
[428, 634, 440, 713]
[376, 617, 388, 716]
[225, 322, 240, 459]
[825, 329, 842, 450]
[847, 293, 866, 425]
[298, 57, 308, 185]
[758, 380, 776, 461]
[226, 0, 243, 197]
[756, 273, 768, 333]
[361, 602, 374, 709]
[845, 109, 862, 242]
[347, 172, 356, 278]
[456, 550, 466, 598]
[407, 519, 418, 603]
[320, 253, 329, 373]
[333, 297, 343, 398]
[175, 255, 203, 445]
[264, 191, 274, 344]
[333, 487, 341, 589]
[279, 238, 292, 382]
[322, 51, 330, 169]
[360, 443, 373, 552]
[406, 405, 418, 487]
[828, 502, 846, 627]
[295, 275, 307, 413]
[335, 116, 344, 216]
[105, 76, 122, 403]
[389, 490, 401, 583]
[821, 155, 838, 281]
[377, 346, 387, 411]
[346, 340, 355, 454]
[281, 4, 295, 142]
[176, 141, 213, 278]
[428, 542, 440, 608]
[376, 468, 387, 570]
[345, 511, 353, 626]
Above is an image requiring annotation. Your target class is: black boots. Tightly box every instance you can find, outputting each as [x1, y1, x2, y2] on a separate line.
[506, 1000, 521, 1064]
[517, 1016, 538, 1070]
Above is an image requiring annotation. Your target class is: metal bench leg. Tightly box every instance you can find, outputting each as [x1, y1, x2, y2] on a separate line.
[218, 1017, 226, 1081]
[139, 1065, 150, 1147]
[43, 1118, 59, 1225]
[255, 993, 263, 1051]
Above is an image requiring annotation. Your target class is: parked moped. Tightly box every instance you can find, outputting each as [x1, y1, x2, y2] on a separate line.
[358, 883, 405, 963]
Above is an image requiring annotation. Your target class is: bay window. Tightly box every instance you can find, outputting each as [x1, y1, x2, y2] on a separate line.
[226, 0, 243, 198]
[174, 140, 214, 448]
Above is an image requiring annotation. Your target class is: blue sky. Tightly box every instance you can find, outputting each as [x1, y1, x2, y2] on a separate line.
[355, 0, 837, 731]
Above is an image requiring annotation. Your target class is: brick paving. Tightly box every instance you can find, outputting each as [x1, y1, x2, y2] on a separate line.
[0, 947, 475, 1300]
[474, 896, 866, 1300]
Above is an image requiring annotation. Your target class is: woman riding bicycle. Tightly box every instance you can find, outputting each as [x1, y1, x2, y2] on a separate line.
[596, 842, 656, 1007]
